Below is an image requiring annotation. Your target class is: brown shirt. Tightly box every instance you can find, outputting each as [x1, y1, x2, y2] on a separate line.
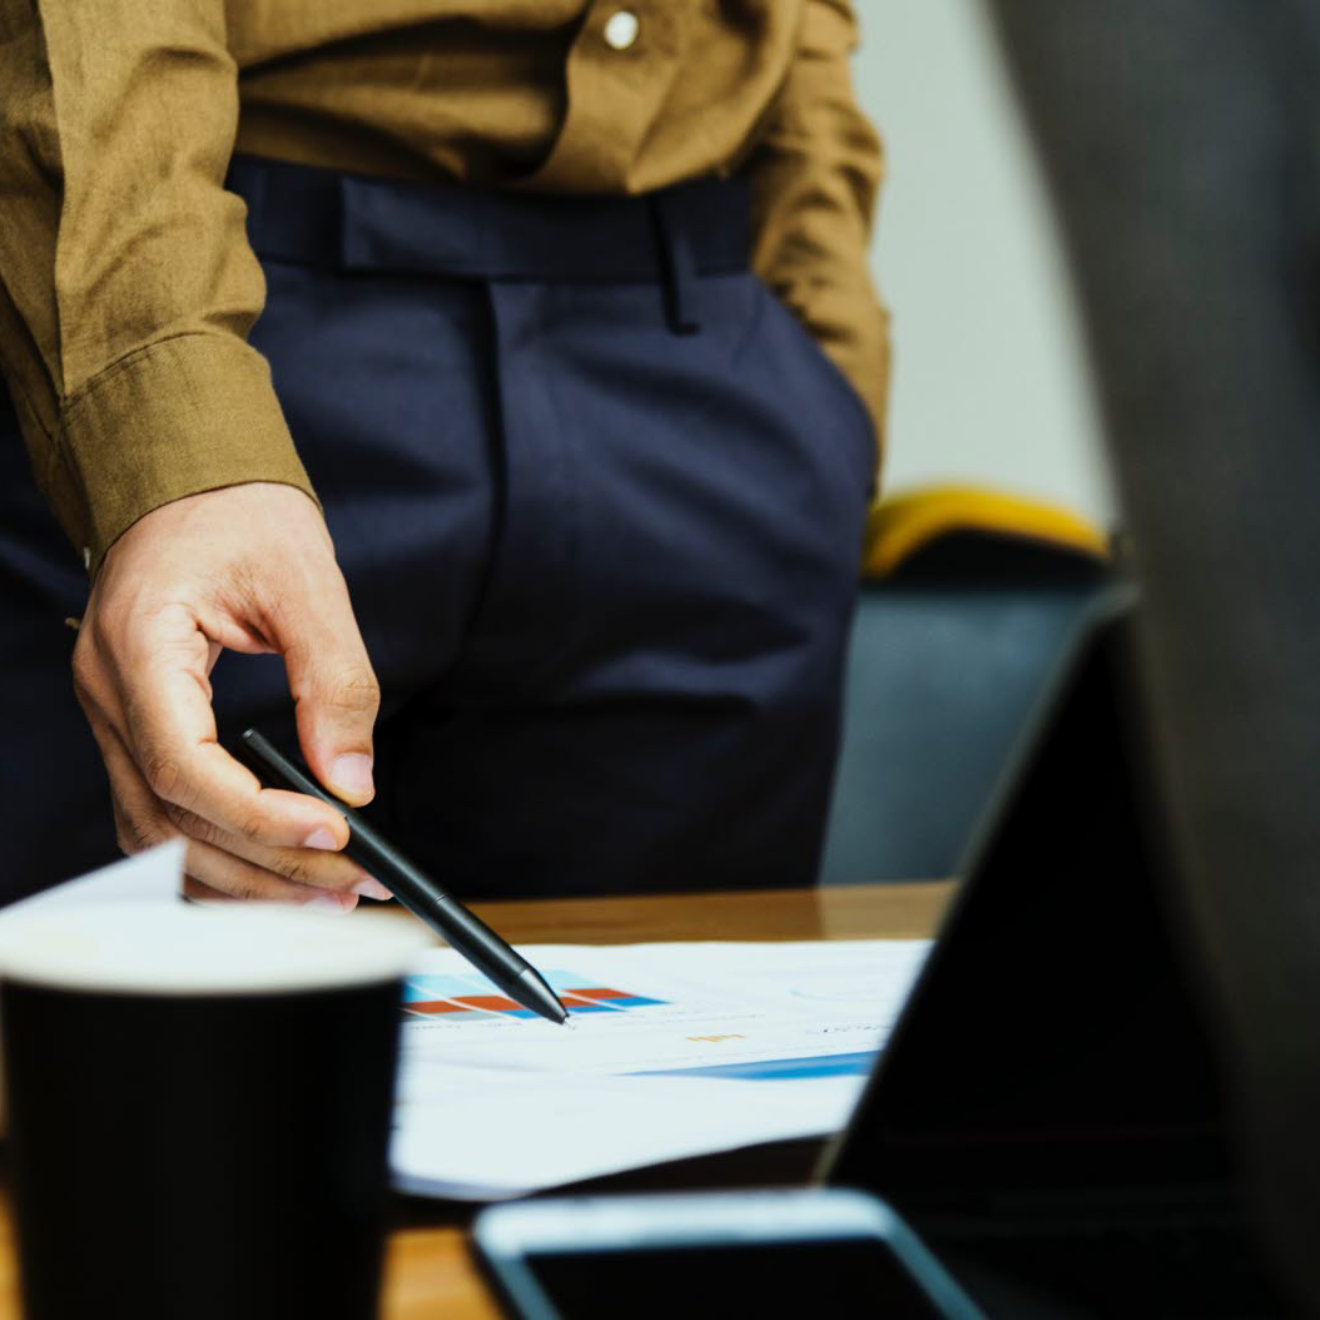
[0, 1, 889, 574]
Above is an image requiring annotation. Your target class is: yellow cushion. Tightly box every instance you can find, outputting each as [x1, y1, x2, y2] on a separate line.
[863, 484, 1109, 580]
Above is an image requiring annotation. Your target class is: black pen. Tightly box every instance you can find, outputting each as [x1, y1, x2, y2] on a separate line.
[235, 728, 568, 1025]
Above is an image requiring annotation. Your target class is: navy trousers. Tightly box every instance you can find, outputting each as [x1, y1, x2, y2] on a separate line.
[0, 156, 873, 903]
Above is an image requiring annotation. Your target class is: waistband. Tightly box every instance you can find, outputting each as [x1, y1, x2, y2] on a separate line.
[226, 154, 750, 286]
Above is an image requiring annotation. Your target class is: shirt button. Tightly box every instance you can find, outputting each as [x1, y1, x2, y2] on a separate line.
[82, 546, 91, 570]
[603, 10, 640, 50]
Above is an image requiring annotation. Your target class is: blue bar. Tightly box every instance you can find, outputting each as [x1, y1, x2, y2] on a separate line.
[634, 1050, 879, 1082]
[544, 969, 592, 989]
[404, 974, 484, 1002]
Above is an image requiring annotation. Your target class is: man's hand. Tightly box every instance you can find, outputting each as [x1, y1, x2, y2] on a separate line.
[72, 482, 392, 910]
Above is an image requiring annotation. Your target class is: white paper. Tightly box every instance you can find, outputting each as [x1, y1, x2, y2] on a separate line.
[3, 840, 184, 916]
[391, 939, 930, 1199]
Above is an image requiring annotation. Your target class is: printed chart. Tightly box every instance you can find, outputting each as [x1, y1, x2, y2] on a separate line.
[392, 940, 933, 1198]
[402, 970, 668, 1021]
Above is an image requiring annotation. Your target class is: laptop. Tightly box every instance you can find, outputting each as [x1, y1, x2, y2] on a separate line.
[819, 589, 1286, 1317]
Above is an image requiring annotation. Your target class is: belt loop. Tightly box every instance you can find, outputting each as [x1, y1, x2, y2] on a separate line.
[227, 155, 268, 244]
[337, 174, 366, 270]
[228, 154, 345, 267]
[650, 192, 701, 335]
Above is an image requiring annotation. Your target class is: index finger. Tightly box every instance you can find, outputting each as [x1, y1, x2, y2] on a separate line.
[112, 630, 350, 852]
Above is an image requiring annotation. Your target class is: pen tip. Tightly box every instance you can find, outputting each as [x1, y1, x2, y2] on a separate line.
[518, 967, 570, 1024]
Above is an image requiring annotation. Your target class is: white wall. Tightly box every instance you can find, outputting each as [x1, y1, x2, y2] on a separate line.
[851, 0, 1115, 527]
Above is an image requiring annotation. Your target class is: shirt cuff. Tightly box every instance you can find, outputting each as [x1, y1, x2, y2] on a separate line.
[57, 333, 317, 575]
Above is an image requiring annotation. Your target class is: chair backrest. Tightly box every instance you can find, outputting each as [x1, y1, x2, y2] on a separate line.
[821, 485, 1109, 883]
[819, 584, 1101, 883]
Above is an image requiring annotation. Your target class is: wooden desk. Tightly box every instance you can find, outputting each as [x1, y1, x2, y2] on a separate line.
[0, 882, 954, 1319]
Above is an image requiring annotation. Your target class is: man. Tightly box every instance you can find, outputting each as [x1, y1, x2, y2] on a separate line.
[0, 2, 888, 907]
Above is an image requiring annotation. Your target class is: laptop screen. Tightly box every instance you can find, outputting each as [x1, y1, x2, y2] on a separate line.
[825, 595, 1236, 1216]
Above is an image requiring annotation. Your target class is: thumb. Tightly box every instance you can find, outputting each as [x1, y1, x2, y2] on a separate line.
[274, 572, 380, 808]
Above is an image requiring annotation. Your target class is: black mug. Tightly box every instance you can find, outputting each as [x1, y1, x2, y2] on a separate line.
[0, 903, 425, 1320]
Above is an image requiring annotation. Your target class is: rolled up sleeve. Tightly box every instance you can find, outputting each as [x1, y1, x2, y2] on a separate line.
[0, 0, 314, 575]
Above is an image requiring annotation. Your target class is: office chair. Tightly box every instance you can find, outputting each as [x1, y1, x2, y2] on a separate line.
[820, 485, 1108, 883]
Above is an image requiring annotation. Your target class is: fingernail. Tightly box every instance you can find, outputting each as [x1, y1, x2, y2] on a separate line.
[305, 892, 356, 915]
[330, 753, 374, 801]
[352, 877, 393, 902]
[304, 827, 340, 851]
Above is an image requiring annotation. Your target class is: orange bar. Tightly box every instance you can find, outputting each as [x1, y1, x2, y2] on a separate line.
[454, 994, 524, 1012]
